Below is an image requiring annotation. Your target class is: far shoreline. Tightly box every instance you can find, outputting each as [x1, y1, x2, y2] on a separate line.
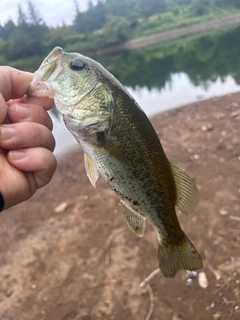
[87, 13, 240, 57]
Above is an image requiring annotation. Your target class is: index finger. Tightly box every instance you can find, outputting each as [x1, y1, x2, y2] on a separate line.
[0, 66, 33, 102]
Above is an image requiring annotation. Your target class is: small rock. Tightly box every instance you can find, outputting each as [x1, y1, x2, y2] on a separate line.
[219, 208, 228, 216]
[215, 113, 225, 119]
[105, 300, 110, 306]
[230, 111, 240, 118]
[31, 284, 37, 290]
[201, 124, 214, 132]
[172, 313, 182, 320]
[232, 102, 239, 108]
[213, 311, 221, 320]
[54, 202, 69, 213]
[198, 271, 209, 289]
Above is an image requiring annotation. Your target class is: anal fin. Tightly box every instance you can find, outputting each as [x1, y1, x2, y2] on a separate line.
[120, 201, 145, 237]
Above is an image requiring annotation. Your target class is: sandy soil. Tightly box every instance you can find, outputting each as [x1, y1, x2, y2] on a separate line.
[0, 92, 240, 320]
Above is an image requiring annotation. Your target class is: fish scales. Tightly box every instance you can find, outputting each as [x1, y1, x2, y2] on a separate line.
[28, 47, 203, 277]
[80, 87, 179, 234]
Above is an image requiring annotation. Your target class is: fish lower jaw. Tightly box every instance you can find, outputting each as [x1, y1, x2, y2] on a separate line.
[28, 80, 55, 98]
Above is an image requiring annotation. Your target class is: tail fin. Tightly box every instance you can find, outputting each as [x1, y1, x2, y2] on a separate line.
[158, 233, 203, 278]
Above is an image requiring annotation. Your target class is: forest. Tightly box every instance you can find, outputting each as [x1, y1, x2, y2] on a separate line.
[0, 0, 240, 69]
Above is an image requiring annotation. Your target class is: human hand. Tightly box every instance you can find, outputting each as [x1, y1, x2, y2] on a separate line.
[0, 67, 57, 210]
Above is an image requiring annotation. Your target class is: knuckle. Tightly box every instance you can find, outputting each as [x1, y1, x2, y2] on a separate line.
[31, 122, 43, 141]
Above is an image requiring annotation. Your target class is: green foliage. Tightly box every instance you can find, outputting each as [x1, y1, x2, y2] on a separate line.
[0, 20, 16, 40]
[73, 1, 107, 33]
[1, 0, 240, 70]
[101, 15, 132, 45]
[190, 0, 212, 16]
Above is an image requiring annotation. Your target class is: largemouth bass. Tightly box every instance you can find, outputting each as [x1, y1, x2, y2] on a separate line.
[28, 47, 203, 277]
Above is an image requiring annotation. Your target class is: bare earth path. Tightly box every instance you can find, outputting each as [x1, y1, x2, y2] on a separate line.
[88, 13, 240, 57]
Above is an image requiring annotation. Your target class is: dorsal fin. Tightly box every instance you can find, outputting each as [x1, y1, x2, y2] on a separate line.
[170, 163, 199, 216]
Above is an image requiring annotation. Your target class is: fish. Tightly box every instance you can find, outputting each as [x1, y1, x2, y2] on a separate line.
[28, 47, 203, 277]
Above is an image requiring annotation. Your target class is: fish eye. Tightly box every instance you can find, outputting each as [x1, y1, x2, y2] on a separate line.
[70, 58, 85, 71]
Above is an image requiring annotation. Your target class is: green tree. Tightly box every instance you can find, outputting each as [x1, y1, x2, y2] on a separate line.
[27, 0, 43, 25]
[6, 2, 48, 60]
[190, 0, 211, 16]
[101, 15, 131, 44]
[18, 4, 28, 31]
[73, 1, 107, 34]
[0, 20, 16, 40]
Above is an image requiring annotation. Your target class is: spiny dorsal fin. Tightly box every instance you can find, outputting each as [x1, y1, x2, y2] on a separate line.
[170, 163, 199, 216]
[120, 200, 146, 237]
[84, 153, 99, 188]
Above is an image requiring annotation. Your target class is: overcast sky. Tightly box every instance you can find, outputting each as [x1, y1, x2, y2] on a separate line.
[0, 0, 97, 27]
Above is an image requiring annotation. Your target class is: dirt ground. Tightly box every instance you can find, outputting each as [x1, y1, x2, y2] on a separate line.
[0, 92, 240, 320]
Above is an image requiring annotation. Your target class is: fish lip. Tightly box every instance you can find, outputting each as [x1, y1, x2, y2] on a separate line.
[40, 46, 64, 68]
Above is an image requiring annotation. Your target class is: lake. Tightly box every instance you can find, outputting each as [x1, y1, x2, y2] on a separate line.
[52, 25, 240, 154]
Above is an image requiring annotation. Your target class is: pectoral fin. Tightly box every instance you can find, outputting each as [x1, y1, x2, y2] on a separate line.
[84, 153, 99, 188]
[120, 200, 145, 237]
[96, 132, 132, 169]
[170, 163, 199, 216]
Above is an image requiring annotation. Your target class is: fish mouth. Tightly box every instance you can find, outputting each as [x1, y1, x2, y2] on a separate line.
[27, 47, 64, 98]
[39, 47, 64, 72]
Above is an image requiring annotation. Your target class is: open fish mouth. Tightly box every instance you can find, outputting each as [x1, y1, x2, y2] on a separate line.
[27, 47, 65, 98]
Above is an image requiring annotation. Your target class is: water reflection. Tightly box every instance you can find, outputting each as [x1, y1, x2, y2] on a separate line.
[98, 25, 240, 89]
[53, 25, 240, 154]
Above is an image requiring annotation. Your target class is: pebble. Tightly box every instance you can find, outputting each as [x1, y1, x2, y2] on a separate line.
[230, 111, 240, 118]
[198, 271, 209, 289]
[215, 113, 225, 119]
[213, 312, 221, 320]
[54, 202, 69, 213]
[219, 208, 228, 216]
[201, 124, 213, 132]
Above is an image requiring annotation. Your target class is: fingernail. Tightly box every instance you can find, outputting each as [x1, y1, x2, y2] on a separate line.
[0, 126, 14, 141]
[15, 104, 31, 119]
[9, 150, 26, 160]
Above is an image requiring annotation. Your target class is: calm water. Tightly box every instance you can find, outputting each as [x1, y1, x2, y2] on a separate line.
[53, 25, 240, 154]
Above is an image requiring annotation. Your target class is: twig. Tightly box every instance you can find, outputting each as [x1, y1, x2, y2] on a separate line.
[144, 284, 154, 320]
[205, 250, 222, 281]
[229, 229, 240, 233]
[139, 269, 160, 288]
[230, 215, 240, 222]
[139, 270, 159, 320]
[105, 228, 125, 265]
[222, 296, 240, 305]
